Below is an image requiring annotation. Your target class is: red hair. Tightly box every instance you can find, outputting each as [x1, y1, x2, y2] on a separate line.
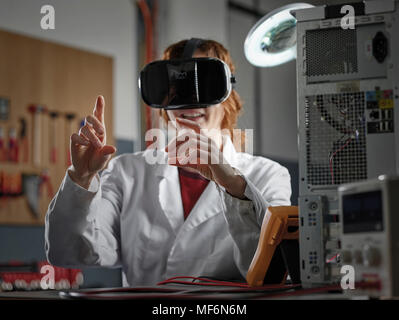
[160, 39, 244, 144]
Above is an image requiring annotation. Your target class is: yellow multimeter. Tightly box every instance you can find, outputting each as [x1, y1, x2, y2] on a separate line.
[246, 206, 300, 287]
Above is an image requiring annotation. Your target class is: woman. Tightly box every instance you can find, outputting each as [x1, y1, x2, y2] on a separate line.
[45, 39, 291, 286]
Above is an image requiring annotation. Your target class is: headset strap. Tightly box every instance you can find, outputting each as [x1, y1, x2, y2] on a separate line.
[181, 37, 236, 87]
[182, 38, 203, 58]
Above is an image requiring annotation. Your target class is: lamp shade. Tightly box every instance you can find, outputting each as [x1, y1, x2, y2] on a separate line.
[244, 3, 314, 67]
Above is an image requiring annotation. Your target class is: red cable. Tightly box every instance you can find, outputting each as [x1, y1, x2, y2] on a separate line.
[156, 276, 300, 291]
[152, 0, 158, 59]
[158, 280, 248, 288]
[157, 276, 248, 287]
[58, 279, 380, 300]
[137, 0, 154, 145]
[158, 280, 300, 293]
[329, 137, 352, 184]
[137, 0, 153, 64]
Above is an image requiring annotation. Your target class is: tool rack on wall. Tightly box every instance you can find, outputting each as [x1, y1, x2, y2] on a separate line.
[0, 29, 114, 225]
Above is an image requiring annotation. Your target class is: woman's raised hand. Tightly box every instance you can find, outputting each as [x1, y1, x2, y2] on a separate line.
[68, 96, 116, 189]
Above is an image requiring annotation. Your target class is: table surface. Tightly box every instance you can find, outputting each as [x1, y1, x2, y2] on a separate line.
[0, 284, 357, 300]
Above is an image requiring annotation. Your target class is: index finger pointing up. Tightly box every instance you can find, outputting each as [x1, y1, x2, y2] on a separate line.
[93, 95, 105, 125]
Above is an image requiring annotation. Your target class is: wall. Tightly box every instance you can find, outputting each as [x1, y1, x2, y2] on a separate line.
[0, 0, 138, 145]
[0, 0, 139, 287]
[156, 0, 228, 58]
[228, 0, 300, 162]
[228, 5, 257, 139]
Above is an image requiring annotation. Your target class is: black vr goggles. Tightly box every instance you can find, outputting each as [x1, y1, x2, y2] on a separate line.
[139, 38, 236, 110]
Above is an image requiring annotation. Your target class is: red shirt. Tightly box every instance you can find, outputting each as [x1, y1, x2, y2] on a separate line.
[178, 168, 210, 220]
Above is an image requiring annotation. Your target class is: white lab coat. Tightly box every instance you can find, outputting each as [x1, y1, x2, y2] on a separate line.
[45, 136, 291, 286]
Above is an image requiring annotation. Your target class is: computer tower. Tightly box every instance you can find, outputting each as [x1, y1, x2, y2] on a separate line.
[294, 0, 399, 287]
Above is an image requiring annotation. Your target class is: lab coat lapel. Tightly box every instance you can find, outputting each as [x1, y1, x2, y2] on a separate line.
[154, 136, 239, 234]
[181, 181, 222, 231]
[155, 161, 185, 235]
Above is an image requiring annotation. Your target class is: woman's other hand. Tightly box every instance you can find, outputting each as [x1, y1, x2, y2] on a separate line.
[166, 117, 247, 199]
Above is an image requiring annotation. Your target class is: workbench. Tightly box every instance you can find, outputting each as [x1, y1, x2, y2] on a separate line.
[0, 285, 354, 300]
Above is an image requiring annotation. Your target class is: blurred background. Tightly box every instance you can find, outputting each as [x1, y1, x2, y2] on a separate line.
[0, 0, 351, 288]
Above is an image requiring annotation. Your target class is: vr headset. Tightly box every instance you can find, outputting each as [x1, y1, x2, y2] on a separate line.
[139, 38, 236, 110]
